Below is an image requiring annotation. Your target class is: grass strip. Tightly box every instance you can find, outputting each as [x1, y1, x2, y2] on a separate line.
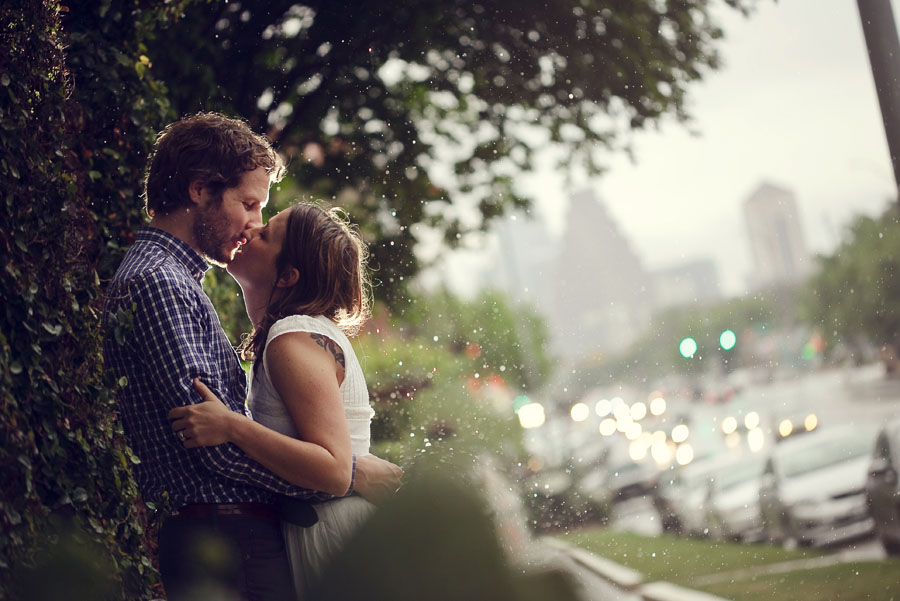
[700, 561, 900, 601]
[559, 528, 900, 601]
[558, 528, 817, 584]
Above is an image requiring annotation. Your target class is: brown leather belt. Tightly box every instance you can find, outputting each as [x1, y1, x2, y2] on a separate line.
[171, 503, 279, 522]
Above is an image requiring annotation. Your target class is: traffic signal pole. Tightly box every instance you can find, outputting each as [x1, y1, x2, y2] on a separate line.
[857, 0, 900, 204]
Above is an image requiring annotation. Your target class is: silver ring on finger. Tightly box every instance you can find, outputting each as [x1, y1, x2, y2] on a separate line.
[178, 431, 186, 442]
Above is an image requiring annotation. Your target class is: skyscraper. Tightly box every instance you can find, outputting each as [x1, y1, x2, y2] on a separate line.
[551, 189, 653, 360]
[743, 182, 812, 288]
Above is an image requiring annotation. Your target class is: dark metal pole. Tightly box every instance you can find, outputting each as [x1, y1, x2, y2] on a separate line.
[857, 0, 900, 203]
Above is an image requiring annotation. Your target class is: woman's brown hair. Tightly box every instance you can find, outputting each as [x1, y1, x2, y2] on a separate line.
[239, 202, 371, 372]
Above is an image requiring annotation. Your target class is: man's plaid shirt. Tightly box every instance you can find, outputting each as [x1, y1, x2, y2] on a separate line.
[103, 227, 328, 507]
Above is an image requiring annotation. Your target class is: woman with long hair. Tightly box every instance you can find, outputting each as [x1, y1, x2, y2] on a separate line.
[168, 202, 389, 596]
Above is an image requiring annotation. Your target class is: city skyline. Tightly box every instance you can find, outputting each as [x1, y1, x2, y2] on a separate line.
[430, 0, 899, 299]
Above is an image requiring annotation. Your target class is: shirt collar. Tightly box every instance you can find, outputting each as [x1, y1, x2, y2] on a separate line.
[137, 227, 210, 283]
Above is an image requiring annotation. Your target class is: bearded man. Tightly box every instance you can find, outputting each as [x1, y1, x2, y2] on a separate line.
[103, 113, 401, 601]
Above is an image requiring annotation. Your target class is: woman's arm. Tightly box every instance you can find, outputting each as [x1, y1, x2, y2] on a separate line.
[168, 332, 353, 497]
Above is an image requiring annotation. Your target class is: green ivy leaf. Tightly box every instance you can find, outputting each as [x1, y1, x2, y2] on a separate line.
[17, 454, 31, 470]
[42, 322, 62, 336]
[6, 508, 22, 526]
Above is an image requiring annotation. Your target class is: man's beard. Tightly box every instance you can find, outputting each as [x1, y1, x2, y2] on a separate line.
[193, 200, 232, 267]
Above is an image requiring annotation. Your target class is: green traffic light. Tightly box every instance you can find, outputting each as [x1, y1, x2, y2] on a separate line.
[513, 395, 531, 412]
[720, 329, 737, 351]
[679, 337, 698, 358]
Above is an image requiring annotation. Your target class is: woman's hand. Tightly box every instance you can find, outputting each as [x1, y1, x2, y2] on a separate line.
[168, 378, 239, 448]
[353, 454, 403, 505]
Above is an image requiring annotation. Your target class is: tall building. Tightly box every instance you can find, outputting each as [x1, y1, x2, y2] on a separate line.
[488, 210, 558, 311]
[551, 189, 653, 360]
[743, 183, 812, 288]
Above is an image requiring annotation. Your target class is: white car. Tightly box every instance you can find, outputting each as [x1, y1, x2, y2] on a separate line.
[606, 458, 657, 501]
[705, 456, 766, 542]
[759, 426, 876, 547]
[654, 455, 732, 537]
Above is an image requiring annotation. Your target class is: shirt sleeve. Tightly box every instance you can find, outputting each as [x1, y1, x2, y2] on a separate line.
[130, 270, 330, 500]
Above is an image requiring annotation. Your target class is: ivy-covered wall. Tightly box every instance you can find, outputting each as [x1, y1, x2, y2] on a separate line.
[0, 2, 184, 598]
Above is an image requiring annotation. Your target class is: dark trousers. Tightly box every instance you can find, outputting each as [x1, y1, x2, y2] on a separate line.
[158, 513, 296, 601]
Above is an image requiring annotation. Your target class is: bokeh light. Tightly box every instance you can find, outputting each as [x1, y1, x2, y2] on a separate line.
[595, 398, 612, 417]
[672, 424, 690, 443]
[651, 440, 673, 464]
[630, 401, 648, 421]
[719, 329, 737, 350]
[748, 427, 765, 452]
[625, 422, 643, 440]
[675, 443, 694, 465]
[616, 414, 633, 433]
[629, 439, 649, 461]
[679, 337, 698, 358]
[778, 419, 793, 438]
[649, 396, 667, 416]
[599, 418, 617, 436]
[721, 416, 738, 434]
[513, 395, 531, 412]
[570, 402, 590, 422]
[517, 403, 545, 429]
[744, 411, 760, 430]
[804, 413, 818, 431]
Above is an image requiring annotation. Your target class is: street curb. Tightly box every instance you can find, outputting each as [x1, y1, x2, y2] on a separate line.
[542, 538, 731, 601]
[640, 582, 731, 601]
[542, 538, 643, 590]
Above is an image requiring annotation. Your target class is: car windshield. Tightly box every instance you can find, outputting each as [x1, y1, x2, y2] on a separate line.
[778, 434, 872, 478]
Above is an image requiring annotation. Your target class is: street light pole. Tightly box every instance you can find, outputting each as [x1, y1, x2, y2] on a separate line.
[857, 0, 900, 204]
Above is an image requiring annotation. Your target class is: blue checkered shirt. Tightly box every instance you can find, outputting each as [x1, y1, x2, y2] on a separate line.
[103, 227, 332, 507]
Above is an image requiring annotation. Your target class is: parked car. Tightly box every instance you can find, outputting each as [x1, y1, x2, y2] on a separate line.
[704, 455, 766, 542]
[758, 425, 876, 547]
[866, 417, 900, 555]
[606, 457, 657, 501]
[652, 455, 731, 537]
[652, 464, 683, 533]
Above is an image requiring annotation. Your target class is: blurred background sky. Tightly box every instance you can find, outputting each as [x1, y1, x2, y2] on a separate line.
[434, 0, 898, 298]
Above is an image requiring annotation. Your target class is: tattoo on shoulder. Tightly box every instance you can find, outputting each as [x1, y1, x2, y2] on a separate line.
[310, 333, 346, 369]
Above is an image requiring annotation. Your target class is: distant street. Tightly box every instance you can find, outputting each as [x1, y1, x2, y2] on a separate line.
[732, 365, 900, 434]
[603, 364, 900, 557]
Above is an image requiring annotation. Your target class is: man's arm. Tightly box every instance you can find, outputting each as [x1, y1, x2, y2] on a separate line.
[129, 271, 325, 499]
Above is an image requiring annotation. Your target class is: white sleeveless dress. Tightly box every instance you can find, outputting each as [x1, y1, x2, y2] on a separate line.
[248, 314, 376, 598]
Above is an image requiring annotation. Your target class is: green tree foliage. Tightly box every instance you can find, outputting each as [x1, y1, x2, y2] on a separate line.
[62, 1, 185, 280]
[356, 290, 551, 466]
[803, 203, 900, 366]
[0, 2, 182, 598]
[147, 0, 753, 304]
